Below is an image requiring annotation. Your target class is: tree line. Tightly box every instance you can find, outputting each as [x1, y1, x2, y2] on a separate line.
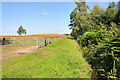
[69, 0, 120, 78]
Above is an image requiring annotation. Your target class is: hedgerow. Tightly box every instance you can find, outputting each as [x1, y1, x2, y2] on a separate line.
[69, 0, 120, 78]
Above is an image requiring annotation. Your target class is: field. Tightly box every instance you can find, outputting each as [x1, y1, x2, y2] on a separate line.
[1, 34, 67, 38]
[2, 38, 91, 78]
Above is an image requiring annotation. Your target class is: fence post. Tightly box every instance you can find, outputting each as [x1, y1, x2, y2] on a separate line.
[2, 38, 5, 45]
[45, 38, 47, 46]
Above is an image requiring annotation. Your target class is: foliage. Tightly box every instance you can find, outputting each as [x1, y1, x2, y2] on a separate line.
[69, 0, 89, 39]
[81, 27, 120, 78]
[64, 33, 70, 36]
[69, 0, 120, 78]
[80, 32, 97, 47]
[17, 25, 27, 35]
[90, 4, 105, 30]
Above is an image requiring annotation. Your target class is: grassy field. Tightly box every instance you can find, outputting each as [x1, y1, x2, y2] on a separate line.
[2, 38, 91, 78]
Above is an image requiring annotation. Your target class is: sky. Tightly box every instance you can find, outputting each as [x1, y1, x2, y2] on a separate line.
[1, 1, 118, 35]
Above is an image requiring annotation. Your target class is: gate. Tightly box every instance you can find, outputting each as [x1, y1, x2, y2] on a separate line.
[0, 37, 62, 48]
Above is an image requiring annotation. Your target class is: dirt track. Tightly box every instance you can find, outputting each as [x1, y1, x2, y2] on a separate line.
[2, 44, 38, 63]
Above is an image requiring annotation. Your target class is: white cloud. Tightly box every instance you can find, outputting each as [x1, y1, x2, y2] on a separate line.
[42, 12, 48, 15]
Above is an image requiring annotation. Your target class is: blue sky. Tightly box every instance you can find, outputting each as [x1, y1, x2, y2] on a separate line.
[2, 2, 113, 35]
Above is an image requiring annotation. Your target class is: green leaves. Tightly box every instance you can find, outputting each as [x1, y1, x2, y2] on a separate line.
[69, 0, 89, 38]
[17, 25, 27, 35]
[69, 1, 120, 78]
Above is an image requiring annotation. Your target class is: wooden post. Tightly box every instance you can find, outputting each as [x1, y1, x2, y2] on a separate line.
[45, 38, 47, 46]
[2, 38, 5, 45]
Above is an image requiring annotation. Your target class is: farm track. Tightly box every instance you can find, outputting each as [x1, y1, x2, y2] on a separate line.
[2, 44, 38, 64]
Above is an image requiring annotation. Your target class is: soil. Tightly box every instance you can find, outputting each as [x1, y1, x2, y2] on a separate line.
[2, 45, 38, 64]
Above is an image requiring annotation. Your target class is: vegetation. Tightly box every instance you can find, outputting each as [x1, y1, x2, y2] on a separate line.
[2, 38, 91, 78]
[17, 26, 27, 35]
[69, 0, 120, 78]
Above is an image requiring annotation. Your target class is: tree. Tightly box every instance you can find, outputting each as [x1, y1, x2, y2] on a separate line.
[105, 2, 117, 26]
[90, 5, 105, 30]
[17, 26, 27, 35]
[69, 1, 120, 78]
[115, 1, 120, 25]
[22, 28, 26, 35]
[69, 0, 89, 38]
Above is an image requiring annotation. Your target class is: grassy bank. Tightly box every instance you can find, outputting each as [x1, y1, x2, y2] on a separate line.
[2, 38, 91, 78]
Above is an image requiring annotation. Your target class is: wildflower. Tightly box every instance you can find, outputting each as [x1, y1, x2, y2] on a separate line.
[111, 50, 113, 55]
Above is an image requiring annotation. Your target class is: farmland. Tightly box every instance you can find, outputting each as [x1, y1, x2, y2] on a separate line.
[1, 34, 67, 38]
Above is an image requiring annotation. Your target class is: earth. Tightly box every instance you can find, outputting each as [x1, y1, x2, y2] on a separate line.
[2, 44, 38, 64]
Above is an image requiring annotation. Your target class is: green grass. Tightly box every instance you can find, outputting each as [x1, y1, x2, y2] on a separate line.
[2, 38, 91, 78]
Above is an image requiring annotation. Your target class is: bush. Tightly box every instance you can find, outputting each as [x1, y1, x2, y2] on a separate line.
[96, 29, 111, 43]
[81, 32, 98, 47]
[81, 29, 120, 78]
[77, 35, 82, 45]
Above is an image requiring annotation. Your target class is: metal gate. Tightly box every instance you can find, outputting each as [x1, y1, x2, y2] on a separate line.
[0, 37, 62, 48]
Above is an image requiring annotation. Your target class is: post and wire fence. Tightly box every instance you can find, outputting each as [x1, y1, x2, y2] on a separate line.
[0, 37, 64, 48]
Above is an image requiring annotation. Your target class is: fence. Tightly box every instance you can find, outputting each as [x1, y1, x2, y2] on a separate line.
[0, 37, 2, 45]
[0, 37, 63, 48]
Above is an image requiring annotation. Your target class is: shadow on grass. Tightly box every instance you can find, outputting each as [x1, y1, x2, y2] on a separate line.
[67, 37, 75, 40]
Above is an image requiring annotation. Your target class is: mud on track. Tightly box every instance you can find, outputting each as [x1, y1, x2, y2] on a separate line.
[2, 44, 38, 64]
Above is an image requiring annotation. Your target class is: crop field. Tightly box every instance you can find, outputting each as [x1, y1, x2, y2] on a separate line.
[1, 34, 67, 38]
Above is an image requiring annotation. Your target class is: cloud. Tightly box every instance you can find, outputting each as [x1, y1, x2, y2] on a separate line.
[42, 12, 48, 15]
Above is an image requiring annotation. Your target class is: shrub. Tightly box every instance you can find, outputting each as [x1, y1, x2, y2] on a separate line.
[81, 32, 97, 47]
[96, 29, 110, 42]
[77, 35, 82, 45]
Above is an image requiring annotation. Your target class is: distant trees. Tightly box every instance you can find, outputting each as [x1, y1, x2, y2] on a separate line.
[17, 26, 27, 35]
